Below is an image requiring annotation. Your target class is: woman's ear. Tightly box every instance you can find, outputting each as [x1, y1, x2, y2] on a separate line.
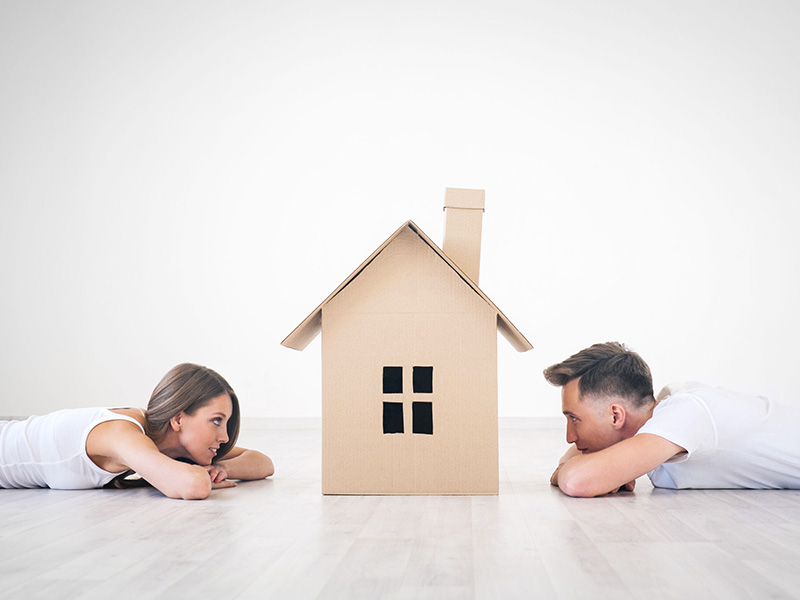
[170, 413, 183, 432]
[610, 403, 627, 430]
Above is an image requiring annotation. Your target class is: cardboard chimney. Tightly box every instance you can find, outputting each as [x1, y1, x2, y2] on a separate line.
[282, 188, 532, 494]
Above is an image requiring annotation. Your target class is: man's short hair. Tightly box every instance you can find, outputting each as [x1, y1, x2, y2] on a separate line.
[543, 342, 655, 408]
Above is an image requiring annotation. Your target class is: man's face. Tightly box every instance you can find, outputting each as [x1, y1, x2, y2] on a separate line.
[561, 378, 624, 453]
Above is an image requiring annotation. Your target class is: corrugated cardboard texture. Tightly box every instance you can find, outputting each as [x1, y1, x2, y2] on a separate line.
[281, 221, 532, 353]
[281, 192, 532, 495]
[443, 204, 483, 284]
[444, 187, 486, 211]
[322, 227, 498, 494]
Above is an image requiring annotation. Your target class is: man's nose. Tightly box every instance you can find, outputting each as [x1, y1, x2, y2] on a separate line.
[566, 421, 577, 444]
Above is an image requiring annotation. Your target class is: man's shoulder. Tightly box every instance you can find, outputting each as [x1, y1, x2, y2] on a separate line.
[656, 381, 710, 402]
[641, 386, 718, 456]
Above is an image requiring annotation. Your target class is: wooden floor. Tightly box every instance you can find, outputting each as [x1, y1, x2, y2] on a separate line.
[3, 418, 800, 599]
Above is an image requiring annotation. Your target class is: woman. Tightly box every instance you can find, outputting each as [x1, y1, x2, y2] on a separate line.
[0, 363, 274, 499]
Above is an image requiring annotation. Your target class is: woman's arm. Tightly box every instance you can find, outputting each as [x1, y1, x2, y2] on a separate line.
[89, 420, 221, 500]
[213, 446, 274, 480]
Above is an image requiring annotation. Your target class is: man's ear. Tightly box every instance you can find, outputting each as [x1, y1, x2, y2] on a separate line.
[609, 403, 626, 430]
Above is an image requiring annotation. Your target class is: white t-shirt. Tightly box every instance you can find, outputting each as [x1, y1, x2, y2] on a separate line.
[0, 407, 145, 489]
[636, 382, 800, 489]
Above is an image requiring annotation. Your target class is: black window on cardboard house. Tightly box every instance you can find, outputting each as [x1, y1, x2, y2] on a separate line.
[412, 402, 433, 435]
[383, 366, 403, 394]
[383, 402, 404, 434]
[382, 365, 434, 435]
[413, 366, 433, 393]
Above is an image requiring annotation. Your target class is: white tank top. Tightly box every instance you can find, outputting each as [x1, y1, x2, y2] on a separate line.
[0, 407, 145, 489]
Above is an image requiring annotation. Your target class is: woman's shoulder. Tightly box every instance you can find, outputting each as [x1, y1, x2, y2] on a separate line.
[108, 407, 147, 428]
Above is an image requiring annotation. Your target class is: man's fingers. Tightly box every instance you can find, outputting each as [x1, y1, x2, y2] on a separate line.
[211, 480, 237, 489]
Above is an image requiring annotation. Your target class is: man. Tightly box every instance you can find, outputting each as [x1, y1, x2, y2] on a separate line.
[545, 342, 800, 497]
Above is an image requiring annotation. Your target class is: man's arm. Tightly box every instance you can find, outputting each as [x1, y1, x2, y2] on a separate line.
[550, 444, 582, 486]
[553, 434, 685, 497]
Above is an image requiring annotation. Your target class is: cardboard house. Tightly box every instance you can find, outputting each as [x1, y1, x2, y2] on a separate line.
[281, 188, 532, 495]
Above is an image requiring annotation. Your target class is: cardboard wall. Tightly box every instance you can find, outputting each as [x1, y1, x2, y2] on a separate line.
[320, 227, 499, 494]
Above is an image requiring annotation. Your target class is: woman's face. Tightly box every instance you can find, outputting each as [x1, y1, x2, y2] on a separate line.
[175, 393, 233, 465]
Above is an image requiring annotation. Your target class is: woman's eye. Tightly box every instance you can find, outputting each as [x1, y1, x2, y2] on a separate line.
[212, 418, 222, 426]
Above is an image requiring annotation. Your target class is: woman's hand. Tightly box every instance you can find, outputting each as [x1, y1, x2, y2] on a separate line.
[204, 464, 236, 488]
[214, 447, 274, 480]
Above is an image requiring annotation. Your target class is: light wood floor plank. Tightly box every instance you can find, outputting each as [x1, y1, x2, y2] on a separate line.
[3, 418, 800, 599]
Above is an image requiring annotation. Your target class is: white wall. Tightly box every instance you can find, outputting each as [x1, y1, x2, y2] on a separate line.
[1, 0, 798, 419]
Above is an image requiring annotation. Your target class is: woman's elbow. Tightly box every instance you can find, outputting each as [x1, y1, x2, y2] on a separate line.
[245, 450, 274, 479]
[169, 468, 212, 500]
[181, 482, 211, 500]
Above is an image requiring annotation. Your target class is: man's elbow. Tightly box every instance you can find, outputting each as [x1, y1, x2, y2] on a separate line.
[557, 466, 603, 498]
[558, 477, 596, 498]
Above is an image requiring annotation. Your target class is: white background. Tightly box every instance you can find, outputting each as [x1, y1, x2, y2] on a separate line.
[1, 1, 798, 419]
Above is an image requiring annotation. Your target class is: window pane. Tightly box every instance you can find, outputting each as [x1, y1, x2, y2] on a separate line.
[383, 402, 404, 434]
[413, 366, 433, 394]
[383, 366, 403, 394]
[412, 401, 433, 435]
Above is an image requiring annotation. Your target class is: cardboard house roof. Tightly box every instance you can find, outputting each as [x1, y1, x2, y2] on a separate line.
[281, 220, 533, 353]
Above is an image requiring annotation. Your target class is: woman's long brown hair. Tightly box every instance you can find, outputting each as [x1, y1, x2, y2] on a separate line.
[145, 363, 241, 459]
[106, 363, 241, 489]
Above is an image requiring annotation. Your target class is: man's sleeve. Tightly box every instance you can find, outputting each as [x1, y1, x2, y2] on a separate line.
[636, 393, 717, 458]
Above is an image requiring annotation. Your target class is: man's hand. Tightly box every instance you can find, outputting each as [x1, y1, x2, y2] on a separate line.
[551, 445, 582, 486]
[609, 480, 636, 494]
